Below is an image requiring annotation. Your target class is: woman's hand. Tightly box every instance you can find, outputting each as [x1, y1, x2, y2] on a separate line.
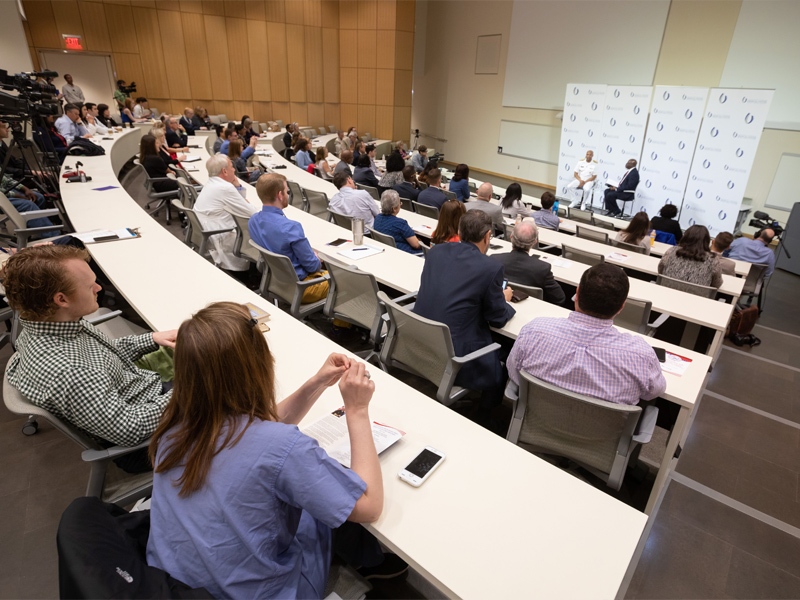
[314, 353, 352, 387]
[339, 361, 375, 414]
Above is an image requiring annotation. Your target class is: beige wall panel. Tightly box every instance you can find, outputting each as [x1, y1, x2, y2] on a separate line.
[340, 103, 358, 130]
[133, 10, 170, 97]
[375, 68, 394, 106]
[284, 0, 304, 25]
[202, 1, 224, 16]
[224, 0, 247, 18]
[375, 105, 393, 140]
[305, 26, 325, 102]
[105, 3, 139, 53]
[78, 1, 112, 52]
[214, 100, 235, 119]
[376, 30, 396, 69]
[130, 0, 156, 8]
[180, 1, 203, 14]
[156, 0, 181, 10]
[170, 99, 192, 115]
[357, 67, 376, 105]
[395, 0, 414, 32]
[324, 103, 340, 128]
[23, 1, 60, 48]
[322, 27, 340, 102]
[357, 104, 375, 135]
[376, 0, 395, 30]
[233, 101, 254, 120]
[22, 19, 34, 46]
[395, 30, 413, 70]
[654, 0, 741, 87]
[245, 0, 266, 20]
[226, 17, 253, 101]
[392, 105, 410, 142]
[271, 101, 291, 124]
[393, 69, 412, 107]
[339, 67, 358, 104]
[356, 30, 376, 67]
[357, 0, 376, 29]
[203, 14, 233, 100]
[247, 20, 272, 101]
[339, 0, 357, 29]
[181, 12, 213, 99]
[339, 29, 357, 67]
[290, 102, 309, 125]
[308, 102, 325, 128]
[100, 0, 132, 4]
[265, 0, 285, 22]
[113, 52, 146, 96]
[304, 0, 322, 27]
[321, 0, 338, 26]
[267, 22, 290, 102]
[157, 9, 192, 99]
[51, 0, 85, 48]
[286, 24, 307, 102]
[252, 101, 273, 123]
[148, 98, 169, 114]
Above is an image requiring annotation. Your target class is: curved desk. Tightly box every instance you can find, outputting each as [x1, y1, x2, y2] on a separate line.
[57, 127, 649, 599]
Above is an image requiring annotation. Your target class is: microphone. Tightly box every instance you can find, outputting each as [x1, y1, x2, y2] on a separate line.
[753, 211, 769, 219]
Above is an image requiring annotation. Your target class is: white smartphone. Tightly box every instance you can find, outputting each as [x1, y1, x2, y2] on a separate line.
[398, 446, 446, 487]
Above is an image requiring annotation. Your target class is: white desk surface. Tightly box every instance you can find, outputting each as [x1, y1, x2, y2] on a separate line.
[54, 127, 653, 600]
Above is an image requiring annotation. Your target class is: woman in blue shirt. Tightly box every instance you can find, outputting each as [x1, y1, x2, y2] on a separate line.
[147, 302, 384, 600]
[448, 163, 471, 201]
[294, 138, 313, 170]
[373, 190, 423, 254]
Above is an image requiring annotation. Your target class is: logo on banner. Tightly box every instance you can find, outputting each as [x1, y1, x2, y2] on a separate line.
[634, 106, 640, 115]
[742, 96, 748, 103]
[651, 152, 658, 160]
[657, 122, 664, 131]
[727, 181, 735, 189]
[736, 148, 744, 157]
[614, 89, 620, 98]
[711, 127, 719, 137]
[629, 135, 636, 143]
[606, 145, 612, 153]
[588, 129, 594, 137]
[672, 171, 679, 179]
[570, 114, 576, 122]
[567, 140, 573, 147]
[703, 160, 711, 168]
[573, 87, 579, 95]
[718, 210, 727, 220]
[609, 118, 616, 126]
[685, 109, 693, 119]
[663, 91, 670, 100]
[689, 218, 696, 226]
[745, 113, 754, 124]
[678, 141, 686, 150]
[719, 93, 727, 103]
[646, 180, 652, 188]
[695, 190, 703, 199]
[591, 102, 598, 111]
[565, 163, 571, 171]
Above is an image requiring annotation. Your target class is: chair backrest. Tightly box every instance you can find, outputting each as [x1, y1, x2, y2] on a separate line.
[468, 181, 477, 193]
[613, 297, 652, 334]
[176, 178, 199, 209]
[399, 197, 413, 211]
[218, 114, 228, 122]
[656, 274, 717, 298]
[305, 189, 330, 219]
[355, 182, 380, 201]
[512, 371, 641, 477]
[508, 282, 543, 300]
[591, 216, 616, 231]
[443, 189, 457, 201]
[272, 135, 286, 153]
[741, 262, 769, 295]
[249, 240, 301, 304]
[561, 244, 605, 266]
[374, 141, 393, 158]
[329, 209, 354, 229]
[570, 207, 594, 224]
[326, 137, 338, 156]
[0, 191, 28, 229]
[171, 199, 206, 251]
[417, 181, 429, 190]
[328, 125, 336, 133]
[377, 291, 456, 388]
[286, 180, 307, 209]
[413, 201, 439, 219]
[231, 213, 259, 263]
[209, 115, 221, 125]
[576, 225, 609, 244]
[324, 258, 382, 335]
[370, 228, 397, 248]
[276, 119, 284, 128]
[251, 122, 260, 133]
[610, 237, 647, 254]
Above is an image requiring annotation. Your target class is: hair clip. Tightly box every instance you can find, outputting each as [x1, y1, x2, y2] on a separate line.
[249, 318, 258, 327]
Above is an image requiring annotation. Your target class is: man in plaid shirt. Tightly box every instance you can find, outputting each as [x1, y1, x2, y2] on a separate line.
[3, 245, 177, 465]
[507, 264, 666, 405]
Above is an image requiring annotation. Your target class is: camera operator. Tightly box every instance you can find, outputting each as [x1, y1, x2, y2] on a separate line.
[113, 80, 128, 110]
[55, 104, 91, 144]
[727, 229, 776, 278]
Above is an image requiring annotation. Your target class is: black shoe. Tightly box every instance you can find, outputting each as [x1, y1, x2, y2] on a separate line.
[358, 554, 409, 581]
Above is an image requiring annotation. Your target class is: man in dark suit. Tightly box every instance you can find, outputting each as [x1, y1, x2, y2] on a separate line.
[417, 168, 447, 209]
[393, 165, 420, 201]
[165, 117, 188, 148]
[491, 221, 566, 306]
[414, 210, 515, 414]
[603, 158, 639, 216]
[179, 108, 196, 135]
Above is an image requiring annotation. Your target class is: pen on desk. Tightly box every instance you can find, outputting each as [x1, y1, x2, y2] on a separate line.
[0, 247, 9, 254]
[352, 247, 370, 251]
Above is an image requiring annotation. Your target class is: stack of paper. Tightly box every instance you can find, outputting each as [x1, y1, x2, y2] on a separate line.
[72, 228, 139, 244]
[338, 245, 384, 260]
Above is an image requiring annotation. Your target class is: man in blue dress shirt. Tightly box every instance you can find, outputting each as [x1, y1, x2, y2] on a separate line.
[54, 104, 91, 145]
[249, 173, 330, 303]
[726, 228, 776, 278]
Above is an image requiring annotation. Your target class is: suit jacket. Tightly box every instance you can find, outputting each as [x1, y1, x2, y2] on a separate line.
[490, 249, 566, 306]
[393, 181, 420, 201]
[353, 166, 379, 188]
[615, 168, 639, 199]
[165, 129, 187, 148]
[465, 200, 504, 233]
[414, 242, 515, 390]
[417, 187, 447, 210]
[178, 116, 195, 135]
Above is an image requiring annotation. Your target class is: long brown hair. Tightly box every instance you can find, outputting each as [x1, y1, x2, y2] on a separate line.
[431, 200, 466, 244]
[676, 224, 712, 262]
[139, 133, 158, 161]
[228, 139, 243, 160]
[622, 211, 651, 244]
[149, 302, 279, 496]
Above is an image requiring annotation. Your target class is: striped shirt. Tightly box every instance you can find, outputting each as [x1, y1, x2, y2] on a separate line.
[507, 312, 666, 405]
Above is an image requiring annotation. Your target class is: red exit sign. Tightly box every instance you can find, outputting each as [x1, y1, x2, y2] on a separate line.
[62, 34, 83, 50]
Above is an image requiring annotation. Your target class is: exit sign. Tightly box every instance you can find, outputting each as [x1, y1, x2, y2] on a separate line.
[62, 34, 83, 50]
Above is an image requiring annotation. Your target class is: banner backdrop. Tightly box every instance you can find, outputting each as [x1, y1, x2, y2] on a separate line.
[681, 88, 774, 235]
[591, 85, 653, 208]
[635, 86, 709, 218]
[556, 83, 607, 200]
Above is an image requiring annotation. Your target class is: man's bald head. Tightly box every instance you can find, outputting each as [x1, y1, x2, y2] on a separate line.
[511, 220, 538, 251]
[476, 182, 493, 201]
[759, 228, 775, 244]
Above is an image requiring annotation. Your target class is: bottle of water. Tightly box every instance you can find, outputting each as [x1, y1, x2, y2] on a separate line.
[553, 200, 560, 214]
[650, 229, 656, 246]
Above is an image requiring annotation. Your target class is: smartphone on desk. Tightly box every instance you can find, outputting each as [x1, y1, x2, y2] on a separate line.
[398, 446, 446, 487]
[653, 347, 666, 363]
[489, 243, 502, 250]
[327, 238, 349, 247]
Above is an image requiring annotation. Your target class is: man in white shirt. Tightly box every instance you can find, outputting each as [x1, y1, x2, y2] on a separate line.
[565, 150, 597, 209]
[465, 182, 504, 234]
[55, 104, 91, 144]
[133, 98, 152, 120]
[83, 103, 108, 136]
[193, 154, 258, 276]
[61, 74, 84, 105]
[329, 171, 379, 230]
[334, 130, 345, 155]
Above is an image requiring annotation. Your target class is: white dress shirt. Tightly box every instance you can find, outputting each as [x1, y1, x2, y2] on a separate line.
[85, 117, 108, 136]
[61, 83, 85, 104]
[54, 114, 88, 144]
[192, 176, 258, 271]
[329, 186, 379, 230]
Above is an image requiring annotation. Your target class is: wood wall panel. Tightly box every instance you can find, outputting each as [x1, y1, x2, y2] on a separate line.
[252, 100, 273, 124]
[395, 0, 414, 32]
[395, 30, 413, 70]
[321, 0, 338, 26]
[201, 1, 224, 16]
[284, 0, 304, 25]
[376, 105, 393, 140]
[132, 10, 170, 98]
[357, 104, 375, 135]
[393, 105, 411, 141]
[23, 0, 60, 48]
[214, 100, 235, 120]
[264, 0, 285, 22]
[290, 102, 308, 125]
[340, 103, 358, 131]
[376, 69, 394, 106]
[181, 11, 213, 99]
[339, 30, 357, 68]
[51, 0, 85, 48]
[271, 101, 291, 124]
[285, 24, 307, 102]
[112, 52, 146, 97]
[78, 1, 112, 52]
[224, 0, 246, 18]
[307, 102, 325, 128]
[233, 101, 254, 120]
[356, 30, 376, 68]
[225, 18, 253, 101]
[357, 0, 376, 30]
[157, 10, 192, 99]
[104, 4, 139, 53]
[325, 103, 340, 128]
[376, 0, 396, 30]
[267, 21, 289, 102]
[376, 30, 396, 69]
[339, 0, 357, 29]
[247, 20, 272, 101]
[202, 15, 233, 100]
[245, 0, 265, 21]
[339, 68, 357, 104]
[304, 26, 324, 103]
[303, 0, 322, 27]
[322, 28, 340, 102]
[357, 68, 376, 105]
[180, 1, 203, 14]
[393, 69, 412, 107]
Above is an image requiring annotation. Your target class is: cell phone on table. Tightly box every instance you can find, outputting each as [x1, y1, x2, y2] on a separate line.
[653, 347, 666, 363]
[489, 243, 502, 250]
[398, 447, 446, 487]
[327, 238, 349, 247]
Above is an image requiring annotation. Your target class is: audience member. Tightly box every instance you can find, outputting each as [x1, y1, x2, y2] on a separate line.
[507, 264, 666, 405]
[0, 120, 28, 178]
[179, 108, 196, 135]
[294, 138, 313, 171]
[615, 211, 652, 255]
[531, 191, 559, 230]
[240, 116, 258, 144]
[417, 159, 438, 185]
[377, 152, 405, 192]
[415, 210, 515, 415]
[448, 163, 470, 202]
[212, 125, 226, 154]
[249, 174, 330, 304]
[334, 130, 346, 155]
[658, 224, 723, 288]
[192, 106, 211, 130]
[430, 199, 466, 244]
[395, 141, 410, 159]
[40, 115, 68, 161]
[710, 232, 736, 277]
[113, 80, 127, 110]
[491, 221, 565, 305]
[650, 204, 683, 243]
[334, 150, 354, 177]
[151, 128, 185, 169]
[4, 245, 177, 456]
[499, 183, 531, 220]
[316, 147, 333, 180]
[393, 165, 420, 201]
[352, 141, 365, 165]
[412, 145, 428, 173]
[55, 104, 90, 144]
[133, 97, 152, 119]
[727, 228, 776, 278]
[417, 168, 447, 210]
[139, 133, 179, 193]
[146, 302, 383, 599]
[366, 144, 381, 179]
[353, 154, 380, 189]
[330, 172, 379, 230]
[282, 123, 294, 150]
[227, 139, 256, 183]
[121, 98, 145, 125]
[166, 117, 188, 148]
[96, 104, 118, 128]
[0, 171, 58, 236]
[465, 182, 503, 233]
[373, 190, 422, 254]
[82, 103, 108, 136]
[60, 74, 84, 104]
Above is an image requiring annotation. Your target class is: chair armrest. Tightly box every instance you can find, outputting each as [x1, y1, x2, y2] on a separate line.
[81, 438, 151, 462]
[146, 176, 175, 183]
[18, 208, 61, 220]
[85, 310, 123, 326]
[393, 291, 419, 304]
[202, 227, 236, 236]
[504, 379, 519, 401]
[16, 225, 63, 235]
[632, 405, 659, 444]
[452, 342, 501, 365]
[296, 273, 330, 289]
[646, 313, 670, 336]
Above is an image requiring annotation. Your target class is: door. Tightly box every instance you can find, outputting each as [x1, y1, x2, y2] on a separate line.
[39, 51, 116, 109]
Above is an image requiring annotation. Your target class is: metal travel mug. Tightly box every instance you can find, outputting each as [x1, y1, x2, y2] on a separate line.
[352, 218, 364, 246]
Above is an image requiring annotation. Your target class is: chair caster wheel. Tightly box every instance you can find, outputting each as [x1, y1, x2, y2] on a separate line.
[22, 420, 38, 436]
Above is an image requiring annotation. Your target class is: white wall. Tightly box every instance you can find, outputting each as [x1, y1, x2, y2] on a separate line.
[1, 1, 34, 76]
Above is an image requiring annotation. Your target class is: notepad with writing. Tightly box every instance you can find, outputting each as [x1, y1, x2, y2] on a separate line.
[338, 245, 384, 260]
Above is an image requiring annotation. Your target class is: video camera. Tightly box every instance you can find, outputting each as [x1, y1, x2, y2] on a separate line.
[0, 69, 60, 119]
[749, 211, 784, 238]
[119, 81, 137, 96]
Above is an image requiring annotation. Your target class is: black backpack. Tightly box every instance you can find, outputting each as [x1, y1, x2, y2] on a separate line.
[67, 138, 107, 156]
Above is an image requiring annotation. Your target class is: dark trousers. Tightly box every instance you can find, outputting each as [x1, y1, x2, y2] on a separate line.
[603, 189, 631, 215]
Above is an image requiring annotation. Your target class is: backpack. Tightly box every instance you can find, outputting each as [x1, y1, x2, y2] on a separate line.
[67, 138, 107, 156]
[727, 305, 760, 347]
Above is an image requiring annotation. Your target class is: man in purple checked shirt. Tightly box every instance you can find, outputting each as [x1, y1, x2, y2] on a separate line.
[507, 264, 666, 405]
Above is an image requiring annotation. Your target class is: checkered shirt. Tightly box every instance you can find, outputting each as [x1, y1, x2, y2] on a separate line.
[7, 319, 171, 446]
[507, 312, 667, 405]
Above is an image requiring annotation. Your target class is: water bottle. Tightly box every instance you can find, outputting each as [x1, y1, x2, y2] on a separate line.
[515, 214, 523, 225]
[553, 200, 559, 214]
[650, 229, 656, 246]
[352, 218, 364, 246]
